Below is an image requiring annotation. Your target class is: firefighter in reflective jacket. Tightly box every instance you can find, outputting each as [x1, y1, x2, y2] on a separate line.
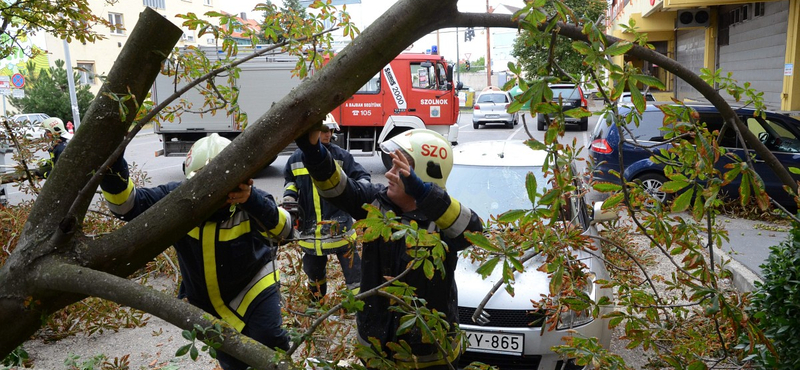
[295, 127, 483, 369]
[101, 134, 292, 370]
[283, 116, 370, 300]
[36, 117, 73, 178]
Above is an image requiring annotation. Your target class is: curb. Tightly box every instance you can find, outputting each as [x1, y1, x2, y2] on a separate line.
[712, 245, 762, 293]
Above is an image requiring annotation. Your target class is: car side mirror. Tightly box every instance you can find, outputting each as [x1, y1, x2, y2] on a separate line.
[590, 201, 618, 225]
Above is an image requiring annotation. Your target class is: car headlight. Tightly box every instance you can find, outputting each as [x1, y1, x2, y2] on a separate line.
[557, 272, 596, 330]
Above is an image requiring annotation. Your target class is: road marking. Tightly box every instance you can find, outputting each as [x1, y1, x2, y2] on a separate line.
[507, 126, 524, 141]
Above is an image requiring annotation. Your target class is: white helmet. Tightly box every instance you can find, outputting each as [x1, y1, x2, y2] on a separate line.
[183, 133, 231, 179]
[380, 129, 453, 189]
[41, 117, 66, 136]
[322, 113, 340, 132]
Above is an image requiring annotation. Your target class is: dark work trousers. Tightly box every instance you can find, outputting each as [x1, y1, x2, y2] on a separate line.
[216, 287, 290, 370]
[302, 248, 362, 298]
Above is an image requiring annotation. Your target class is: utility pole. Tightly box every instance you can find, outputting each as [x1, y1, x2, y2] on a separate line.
[63, 40, 81, 130]
[486, 0, 492, 87]
[456, 27, 460, 83]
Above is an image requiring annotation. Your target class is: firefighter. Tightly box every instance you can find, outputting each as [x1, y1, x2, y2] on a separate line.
[283, 114, 370, 300]
[295, 127, 483, 369]
[36, 117, 73, 178]
[100, 133, 292, 370]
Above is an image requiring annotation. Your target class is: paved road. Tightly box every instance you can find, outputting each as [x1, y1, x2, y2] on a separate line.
[1, 110, 785, 289]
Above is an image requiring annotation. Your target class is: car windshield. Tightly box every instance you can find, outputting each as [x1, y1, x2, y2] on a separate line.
[551, 87, 581, 100]
[477, 93, 509, 104]
[448, 164, 548, 220]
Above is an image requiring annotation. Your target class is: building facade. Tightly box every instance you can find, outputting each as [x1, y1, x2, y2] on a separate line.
[42, 0, 233, 96]
[607, 0, 800, 112]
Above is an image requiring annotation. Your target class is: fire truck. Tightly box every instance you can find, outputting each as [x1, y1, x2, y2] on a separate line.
[152, 47, 461, 169]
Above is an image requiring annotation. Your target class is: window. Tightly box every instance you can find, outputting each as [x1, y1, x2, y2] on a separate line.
[142, 0, 165, 9]
[181, 29, 195, 43]
[754, 2, 766, 17]
[410, 62, 447, 90]
[77, 62, 95, 85]
[108, 13, 124, 35]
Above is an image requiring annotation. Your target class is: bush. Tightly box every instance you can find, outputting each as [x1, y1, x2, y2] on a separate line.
[746, 223, 800, 368]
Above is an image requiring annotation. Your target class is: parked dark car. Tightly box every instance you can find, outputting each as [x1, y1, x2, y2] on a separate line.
[537, 84, 589, 131]
[589, 103, 800, 210]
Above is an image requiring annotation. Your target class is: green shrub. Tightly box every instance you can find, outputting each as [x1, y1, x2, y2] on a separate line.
[746, 223, 800, 368]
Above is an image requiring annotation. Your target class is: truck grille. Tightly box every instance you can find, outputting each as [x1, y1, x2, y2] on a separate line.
[458, 307, 546, 328]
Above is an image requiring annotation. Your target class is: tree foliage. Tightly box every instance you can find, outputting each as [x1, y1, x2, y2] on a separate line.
[0, 1, 798, 370]
[8, 60, 95, 123]
[0, 0, 111, 60]
[511, 0, 606, 79]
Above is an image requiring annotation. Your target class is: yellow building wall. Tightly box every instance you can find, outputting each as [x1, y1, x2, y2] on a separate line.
[783, 0, 800, 111]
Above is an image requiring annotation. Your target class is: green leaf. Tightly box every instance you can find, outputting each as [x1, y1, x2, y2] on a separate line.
[629, 74, 667, 90]
[423, 259, 434, 280]
[605, 41, 633, 56]
[661, 180, 690, 193]
[671, 188, 694, 212]
[593, 182, 622, 192]
[526, 172, 538, 204]
[603, 193, 624, 209]
[175, 344, 190, 357]
[465, 231, 499, 252]
[476, 257, 500, 278]
[498, 209, 526, 223]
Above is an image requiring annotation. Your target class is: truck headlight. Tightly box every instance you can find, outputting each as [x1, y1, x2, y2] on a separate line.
[557, 272, 596, 330]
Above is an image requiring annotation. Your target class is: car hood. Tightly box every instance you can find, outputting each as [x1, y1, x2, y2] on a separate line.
[456, 248, 595, 311]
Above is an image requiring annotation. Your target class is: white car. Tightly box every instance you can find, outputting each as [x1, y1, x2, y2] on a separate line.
[447, 140, 617, 370]
[2, 114, 49, 151]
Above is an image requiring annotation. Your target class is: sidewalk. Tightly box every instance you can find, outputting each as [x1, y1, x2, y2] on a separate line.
[710, 214, 790, 292]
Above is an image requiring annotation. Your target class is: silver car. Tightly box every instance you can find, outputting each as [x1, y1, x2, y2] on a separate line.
[447, 140, 616, 370]
[472, 90, 519, 129]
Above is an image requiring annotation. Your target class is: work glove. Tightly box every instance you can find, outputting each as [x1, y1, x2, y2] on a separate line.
[400, 167, 431, 202]
[294, 121, 327, 163]
[282, 195, 297, 204]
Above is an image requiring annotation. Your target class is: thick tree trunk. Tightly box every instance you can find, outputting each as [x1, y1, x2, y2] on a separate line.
[0, 7, 183, 356]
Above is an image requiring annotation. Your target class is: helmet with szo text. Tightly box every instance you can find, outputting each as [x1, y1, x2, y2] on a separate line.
[41, 117, 66, 136]
[379, 129, 453, 189]
[183, 133, 230, 179]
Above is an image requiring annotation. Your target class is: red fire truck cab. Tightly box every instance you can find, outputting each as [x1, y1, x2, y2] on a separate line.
[330, 53, 461, 169]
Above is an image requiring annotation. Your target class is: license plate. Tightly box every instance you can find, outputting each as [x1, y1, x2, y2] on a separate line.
[464, 330, 524, 355]
[486, 114, 499, 118]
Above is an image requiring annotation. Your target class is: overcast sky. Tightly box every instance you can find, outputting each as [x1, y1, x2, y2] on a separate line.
[219, 0, 524, 64]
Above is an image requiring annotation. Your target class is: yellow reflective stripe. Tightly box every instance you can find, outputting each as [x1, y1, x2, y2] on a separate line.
[219, 220, 251, 242]
[235, 270, 279, 317]
[298, 237, 352, 250]
[102, 178, 134, 205]
[292, 168, 309, 176]
[313, 163, 343, 192]
[436, 197, 462, 230]
[264, 207, 290, 239]
[188, 227, 200, 239]
[285, 184, 298, 192]
[313, 184, 323, 254]
[202, 222, 246, 331]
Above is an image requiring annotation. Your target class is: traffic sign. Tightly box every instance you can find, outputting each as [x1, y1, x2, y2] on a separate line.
[11, 73, 24, 88]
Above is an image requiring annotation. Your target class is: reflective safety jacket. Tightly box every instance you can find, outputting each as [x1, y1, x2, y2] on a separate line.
[283, 143, 370, 256]
[38, 137, 69, 178]
[101, 157, 292, 332]
[303, 151, 483, 369]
